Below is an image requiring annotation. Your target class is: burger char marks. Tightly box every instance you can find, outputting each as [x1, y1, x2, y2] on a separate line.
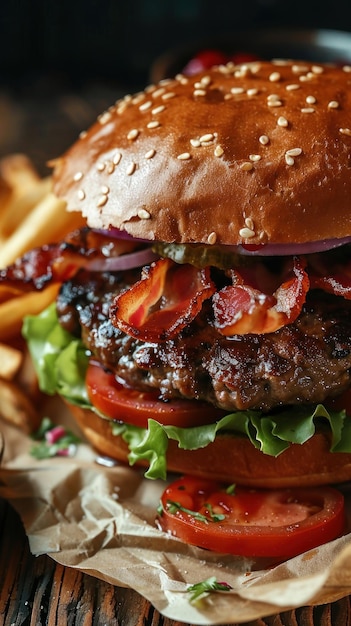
[56, 271, 351, 412]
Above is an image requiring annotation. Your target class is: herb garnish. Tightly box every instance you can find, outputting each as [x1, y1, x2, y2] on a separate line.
[165, 500, 226, 523]
[30, 417, 80, 459]
[187, 577, 232, 602]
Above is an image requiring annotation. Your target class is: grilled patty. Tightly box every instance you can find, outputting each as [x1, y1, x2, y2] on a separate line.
[56, 268, 351, 412]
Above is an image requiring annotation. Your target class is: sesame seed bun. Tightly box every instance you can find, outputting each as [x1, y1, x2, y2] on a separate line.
[53, 60, 351, 246]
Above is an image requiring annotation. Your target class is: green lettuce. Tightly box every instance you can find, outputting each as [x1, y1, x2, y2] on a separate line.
[22, 303, 351, 480]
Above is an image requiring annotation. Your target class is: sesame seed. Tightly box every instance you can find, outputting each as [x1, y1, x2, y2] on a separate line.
[113, 152, 122, 165]
[301, 107, 315, 113]
[277, 116, 288, 127]
[267, 94, 282, 105]
[79, 130, 88, 139]
[147, 120, 160, 129]
[138, 209, 151, 220]
[200, 133, 214, 143]
[151, 105, 166, 114]
[306, 95, 316, 104]
[127, 162, 137, 175]
[97, 195, 108, 207]
[312, 65, 324, 74]
[77, 189, 85, 200]
[159, 78, 175, 86]
[177, 152, 191, 160]
[231, 87, 245, 94]
[201, 75, 212, 86]
[98, 111, 112, 125]
[101, 185, 110, 194]
[207, 232, 217, 245]
[190, 139, 201, 148]
[343, 65, 351, 72]
[96, 162, 106, 172]
[239, 227, 255, 238]
[214, 145, 224, 157]
[145, 149, 156, 159]
[247, 88, 259, 96]
[131, 93, 145, 105]
[73, 171, 84, 182]
[339, 127, 351, 136]
[127, 128, 139, 140]
[299, 74, 314, 82]
[269, 71, 281, 82]
[259, 135, 270, 145]
[139, 101, 152, 111]
[116, 103, 128, 115]
[175, 74, 189, 84]
[240, 161, 254, 171]
[245, 217, 254, 230]
[152, 87, 165, 98]
[285, 154, 295, 166]
[193, 89, 206, 96]
[286, 84, 300, 91]
[249, 154, 261, 162]
[286, 148, 302, 156]
[328, 100, 340, 109]
[162, 92, 176, 100]
[292, 64, 309, 73]
[106, 162, 115, 174]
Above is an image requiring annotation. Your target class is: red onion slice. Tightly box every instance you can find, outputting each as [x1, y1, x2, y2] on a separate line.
[87, 247, 159, 272]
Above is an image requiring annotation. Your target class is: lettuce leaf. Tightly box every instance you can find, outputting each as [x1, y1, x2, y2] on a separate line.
[23, 303, 351, 480]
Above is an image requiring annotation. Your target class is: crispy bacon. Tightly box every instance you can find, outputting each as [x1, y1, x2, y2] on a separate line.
[110, 258, 216, 341]
[308, 254, 351, 299]
[0, 229, 144, 292]
[0, 244, 77, 292]
[212, 256, 310, 335]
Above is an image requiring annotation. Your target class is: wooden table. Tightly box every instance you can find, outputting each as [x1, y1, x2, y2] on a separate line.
[1, 497, 350, 626]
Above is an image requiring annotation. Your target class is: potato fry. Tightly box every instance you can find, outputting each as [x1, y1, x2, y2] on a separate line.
[0, 175, 52, 238]
[0, 192, 84, 268]
[0, 377, 40, 433]
[0, 342, 23, 379]
[0, 154, 40, 195]
[0, 283, 60, 340]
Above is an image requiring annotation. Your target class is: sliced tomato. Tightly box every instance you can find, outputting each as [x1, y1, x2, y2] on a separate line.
[158, 476, 345, 558]
[86, 361, 226, 428]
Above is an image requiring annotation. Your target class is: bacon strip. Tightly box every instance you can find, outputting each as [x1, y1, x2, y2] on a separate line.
[212, 256, 310, 335]
[308, 255, 351, 299]
[111, 258, 216, 341]
[0, 229, 144, 292]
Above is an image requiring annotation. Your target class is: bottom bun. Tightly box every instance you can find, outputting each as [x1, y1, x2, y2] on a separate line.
[68, 403, 351, 488]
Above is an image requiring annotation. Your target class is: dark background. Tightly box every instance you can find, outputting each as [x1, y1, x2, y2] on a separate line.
[1, 0, 351, 172]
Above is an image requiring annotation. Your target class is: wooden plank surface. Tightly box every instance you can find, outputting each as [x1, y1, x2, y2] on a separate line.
[0, 497, 350, 626]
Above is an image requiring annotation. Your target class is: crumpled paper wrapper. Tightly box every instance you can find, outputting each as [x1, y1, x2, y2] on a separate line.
[1, 400, 351, 625]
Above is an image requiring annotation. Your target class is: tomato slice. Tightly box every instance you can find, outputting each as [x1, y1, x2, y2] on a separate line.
[157, 475, 345, 558]
[86, 361, 226, 428]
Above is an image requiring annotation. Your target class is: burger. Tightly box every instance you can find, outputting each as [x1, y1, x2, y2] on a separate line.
[3, 59, 351, 494]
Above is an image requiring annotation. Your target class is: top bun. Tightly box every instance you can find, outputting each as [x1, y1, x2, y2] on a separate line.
[53, 60, 351, 246]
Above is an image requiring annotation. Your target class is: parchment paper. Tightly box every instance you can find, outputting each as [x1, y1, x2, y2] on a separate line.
[1, 398, 351, 625]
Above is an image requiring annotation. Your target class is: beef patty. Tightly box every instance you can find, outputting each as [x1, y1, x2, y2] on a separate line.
[56, 268, 351, 412]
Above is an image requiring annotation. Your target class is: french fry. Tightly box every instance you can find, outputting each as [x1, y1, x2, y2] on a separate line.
[0, 283, 60, 340]
[0, 377, 40, 433]
[0, 192, 84, 268]
[0, 154, 40, 195]
[0, 175, 52, 239]
[0, 342, 23, 379]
